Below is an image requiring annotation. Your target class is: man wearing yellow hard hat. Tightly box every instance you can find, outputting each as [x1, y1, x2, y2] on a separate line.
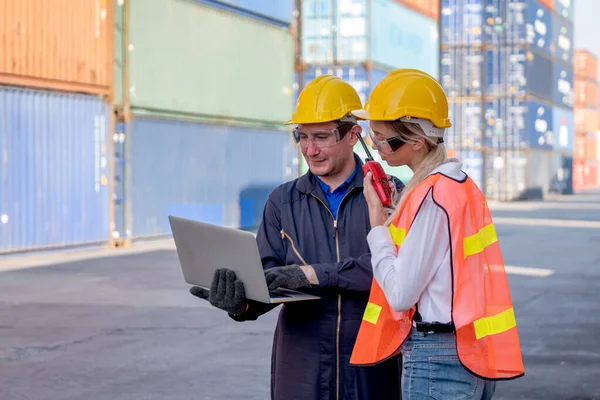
[190, 75, 405, 399]
[349, 69, 524, 399]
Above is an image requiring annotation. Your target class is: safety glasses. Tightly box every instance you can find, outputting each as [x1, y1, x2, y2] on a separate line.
[292, 124, 354, 150]
[367, 129, 406, 153]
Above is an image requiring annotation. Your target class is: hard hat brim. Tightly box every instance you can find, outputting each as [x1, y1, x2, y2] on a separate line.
[350, 109, 369, 120]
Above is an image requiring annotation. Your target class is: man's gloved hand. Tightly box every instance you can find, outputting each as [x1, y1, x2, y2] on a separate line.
[189, 268, 248, 315]
[265, 265, 311, 291]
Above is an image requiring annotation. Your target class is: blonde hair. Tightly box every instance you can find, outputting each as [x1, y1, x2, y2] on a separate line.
[385, 120, 448, 226]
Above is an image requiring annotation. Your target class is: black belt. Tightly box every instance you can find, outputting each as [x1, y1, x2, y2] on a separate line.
[415, 321, 455, 333]
[413, 310, 455, 333]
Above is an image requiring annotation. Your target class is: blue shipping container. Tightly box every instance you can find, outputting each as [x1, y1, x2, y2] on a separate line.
[123, 117, 296, 238]
[553, 61, 574, 107]
[486, 47, 554, 102]
[195, 0, 293, 26]
[526, 101, 554, 149]
[552, 106, 575, 151]
[441, 47, 484, 97]
[554, 0, 574, 22]
[484, 0, 553, 57]
[370, 0, 439, 76]
[551, 14, 573, 64]
[447, 100, 483, 149]
[454, 149, 483, 189]
[441, 0, 483, 46]
[0, 87, 110, 253]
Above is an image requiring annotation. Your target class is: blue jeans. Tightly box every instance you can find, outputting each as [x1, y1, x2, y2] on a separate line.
[400, 328, 496, 400]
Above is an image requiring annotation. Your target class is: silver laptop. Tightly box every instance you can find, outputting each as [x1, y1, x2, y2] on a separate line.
[168, 215, 320, 304]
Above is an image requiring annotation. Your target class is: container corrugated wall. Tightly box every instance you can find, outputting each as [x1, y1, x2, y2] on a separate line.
[119, 117, 295, 238]
[0, 87, 111, 254]
[0, 0, 113, 96]
[117, 0, 293, 125]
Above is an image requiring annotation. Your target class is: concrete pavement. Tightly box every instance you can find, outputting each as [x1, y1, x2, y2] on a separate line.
[1, 191, 599, 399]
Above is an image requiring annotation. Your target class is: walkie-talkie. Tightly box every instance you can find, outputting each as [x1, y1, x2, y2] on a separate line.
[356, 132, 393, 207]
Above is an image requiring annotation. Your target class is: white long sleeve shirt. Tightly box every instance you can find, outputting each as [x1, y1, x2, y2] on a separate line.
[367, 160, 466, 323]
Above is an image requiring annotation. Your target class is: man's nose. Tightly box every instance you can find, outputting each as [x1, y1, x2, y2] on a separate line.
[306, 141, 320, 156]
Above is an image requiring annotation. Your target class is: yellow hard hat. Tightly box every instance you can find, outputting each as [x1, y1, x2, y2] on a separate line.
[352, 69, 452, 130]
[285, 74, 363, 125]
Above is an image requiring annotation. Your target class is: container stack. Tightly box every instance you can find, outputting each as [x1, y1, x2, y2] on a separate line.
[0, 0, 113, 254]
[573, 50, 600, 190]
[297, 0, 440, 182]
[113, 0, 296, 244]
[441, 0, 576, 200]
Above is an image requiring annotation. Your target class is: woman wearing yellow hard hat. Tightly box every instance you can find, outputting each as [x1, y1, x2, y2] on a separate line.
[348, 69, 525, 399]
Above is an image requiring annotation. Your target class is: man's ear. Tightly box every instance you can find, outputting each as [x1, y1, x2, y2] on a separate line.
[347, 125, 361, 146]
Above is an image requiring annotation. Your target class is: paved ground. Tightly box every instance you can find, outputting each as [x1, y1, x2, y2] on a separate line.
[0, 191, 599, 400]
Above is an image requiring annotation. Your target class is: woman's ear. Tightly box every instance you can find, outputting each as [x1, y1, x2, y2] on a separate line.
[411, 136, 425, 151]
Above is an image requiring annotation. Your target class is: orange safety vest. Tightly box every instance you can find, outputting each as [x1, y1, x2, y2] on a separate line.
[350, 172, 524, 380]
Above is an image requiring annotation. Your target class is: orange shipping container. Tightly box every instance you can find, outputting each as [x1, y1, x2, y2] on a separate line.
[585, 135, 598, 161]
[574, 161, 599, 190]
[574, 78, 599, 107]
[0, 0, 112, 96]
[575, 107, 599, 133]
[537, 0, 553, 11]
[396, 0, 439, 20]
[575, 135, 586, 159]
[574, 50, 599, 81]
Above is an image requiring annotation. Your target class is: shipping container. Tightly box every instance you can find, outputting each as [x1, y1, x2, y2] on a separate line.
[0, 86, 111, 254]
[302, 0, 439, 77]
[370, 0, 439, 74]
[554, 0, 574, 22]
[441, 47, 484, 98]
[484, 98, 554, 150]
[395, 0, 439, 20]
[441, 0, 482, 46]
[446, 100, 483, 149]
[116, 116, 296, 239]
[0, 0, 113, 95]
[454, 149, 484, 189]
[575, 106, 599, 134]
[573, 160, 599, 190]
[574, 50, 599, 81]
[194, 0, 293, 26]
[553, 61, 574, 107]
[484, 149, 529, 200]
[486, 47, 554, 102]
[116, 0, 293, 125]
[550, 14, 573, 64]
[484, 0, 553, 56]
[552, 106, 575, 151]
[537, 0, 553, 11]
[574, 78, 599, 108]
[584, 134, 598, 161]
[574, 135, 586, 159]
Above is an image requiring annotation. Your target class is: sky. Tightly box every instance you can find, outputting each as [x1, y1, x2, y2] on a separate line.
[574, 0, 600, 74]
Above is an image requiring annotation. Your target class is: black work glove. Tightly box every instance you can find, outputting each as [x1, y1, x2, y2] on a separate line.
[265, 265, 311, 291]
[189, 269, 248, 315]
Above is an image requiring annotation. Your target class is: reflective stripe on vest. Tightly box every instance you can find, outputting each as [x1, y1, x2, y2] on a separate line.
[350, 173, 524, 380]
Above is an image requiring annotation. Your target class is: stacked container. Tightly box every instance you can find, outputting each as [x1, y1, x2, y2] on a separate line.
[297, 0, 440, 182]
[573, 50, 600, 190]
[0, 0, 113, 253]
[113, 0, 296, 243]
[441, 0, 576, 200]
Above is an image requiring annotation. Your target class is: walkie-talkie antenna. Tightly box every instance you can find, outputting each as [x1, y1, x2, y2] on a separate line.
[356, 132, 374, 162]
